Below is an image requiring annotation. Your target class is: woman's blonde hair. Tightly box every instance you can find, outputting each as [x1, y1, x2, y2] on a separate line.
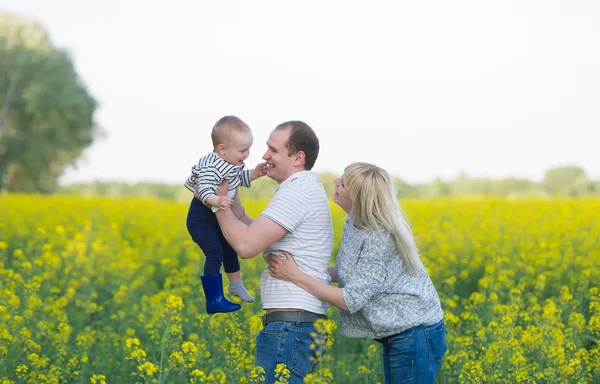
[344, 162, 424, 275]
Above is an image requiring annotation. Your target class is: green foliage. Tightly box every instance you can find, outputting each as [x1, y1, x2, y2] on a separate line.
[55, 165, 600, 201]
[543, 165, 590, 196]
[0, 10, 98, 193]
[238, 177, 278, 200]
[318, 172, 336, 198]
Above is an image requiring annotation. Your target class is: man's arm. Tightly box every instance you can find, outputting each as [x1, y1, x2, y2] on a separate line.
[215, 208, 287, 259]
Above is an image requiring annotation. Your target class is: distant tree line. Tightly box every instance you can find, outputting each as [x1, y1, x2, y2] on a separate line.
[54, 165, 600, 202]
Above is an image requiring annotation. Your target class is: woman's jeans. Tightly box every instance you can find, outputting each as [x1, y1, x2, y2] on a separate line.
[255, 321, 327, 384]
[378, 319, 447, 384]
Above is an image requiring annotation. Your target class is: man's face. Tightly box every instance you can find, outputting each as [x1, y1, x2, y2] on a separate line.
[262, 127, 295, 184]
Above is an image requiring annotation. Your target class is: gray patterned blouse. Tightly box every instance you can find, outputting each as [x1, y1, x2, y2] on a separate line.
[337, 218, 444, 339]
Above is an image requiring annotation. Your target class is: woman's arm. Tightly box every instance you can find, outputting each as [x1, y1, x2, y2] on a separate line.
[328, 266, 338, 283]
[272, 232, 390, 315]
[268, 253, 348, 310]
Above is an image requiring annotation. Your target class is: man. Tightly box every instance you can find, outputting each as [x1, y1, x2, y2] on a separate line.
[214, 120, 334, 383]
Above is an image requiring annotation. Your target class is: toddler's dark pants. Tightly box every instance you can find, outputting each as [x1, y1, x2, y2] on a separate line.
[186, 197, 240, 275]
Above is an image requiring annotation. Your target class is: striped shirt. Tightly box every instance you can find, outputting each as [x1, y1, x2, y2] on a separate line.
[260, 171, 334, 314]
[184, 152, 252, 203]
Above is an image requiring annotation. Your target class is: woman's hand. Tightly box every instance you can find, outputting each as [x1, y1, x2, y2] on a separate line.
[268, 251, 301, 282]
[269, 252, 348, 310]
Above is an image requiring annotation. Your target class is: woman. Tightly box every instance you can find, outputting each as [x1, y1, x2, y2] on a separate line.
[268, 162, 447, 384]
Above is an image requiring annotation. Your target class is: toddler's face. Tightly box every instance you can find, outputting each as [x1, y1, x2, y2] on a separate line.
[220, 132, 253, 166]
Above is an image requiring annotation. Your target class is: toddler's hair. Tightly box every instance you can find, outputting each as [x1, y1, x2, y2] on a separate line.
[211, 116, 251, 148]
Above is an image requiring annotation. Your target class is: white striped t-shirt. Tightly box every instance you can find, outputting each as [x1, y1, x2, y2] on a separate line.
[260, 171, 334, 314]
[184, 152, 252, 202]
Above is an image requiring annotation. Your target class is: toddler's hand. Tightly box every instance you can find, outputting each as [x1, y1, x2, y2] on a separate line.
[255, 162, 269, 177]
[218, 196, 234, 210]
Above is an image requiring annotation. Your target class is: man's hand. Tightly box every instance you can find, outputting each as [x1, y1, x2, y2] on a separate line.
[214, 180, 233, 210]
[193, 177, 201, 200]
[216, 179, 229, 197]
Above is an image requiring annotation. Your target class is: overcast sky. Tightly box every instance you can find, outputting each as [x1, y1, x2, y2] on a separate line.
[3, 0, 599, 184]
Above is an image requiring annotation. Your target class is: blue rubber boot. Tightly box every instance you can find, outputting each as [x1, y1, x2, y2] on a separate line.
[201, 273, 241, 314]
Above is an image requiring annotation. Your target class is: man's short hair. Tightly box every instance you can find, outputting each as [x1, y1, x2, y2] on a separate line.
[275, 121, 320, 170]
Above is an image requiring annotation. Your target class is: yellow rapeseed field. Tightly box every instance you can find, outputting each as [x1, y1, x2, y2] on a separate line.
[0, 194, 599, 383]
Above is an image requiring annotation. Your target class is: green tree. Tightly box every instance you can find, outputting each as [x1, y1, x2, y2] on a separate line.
[238, 176, 278, 200]
[425, 177, 450, 197]
[490, 178, 543, 196]
[393, 176, 418, 198]
[542, 165, 589, 196]
[318, 172, 337, 198]
[448, 171, 472, 196]
[0, 11, 98, 192]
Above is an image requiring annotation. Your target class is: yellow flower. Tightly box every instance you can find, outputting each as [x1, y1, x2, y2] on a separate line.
[2, 194, 600, 383]
[274, 363, 291, 384]
[15, 364, 28, 375]
[90, 374, 106, 384]
[125, 338, 140, 348]
[169, 351, 185, 365]
[358, 365, 370, 374]
[248, 366, 265, 383]
[191, 369, 207, 382]
[128, 347, 147, 361]
[182, 341, 198, 355]
[165, 294, 184, 312]
[137, 361, 159, 376]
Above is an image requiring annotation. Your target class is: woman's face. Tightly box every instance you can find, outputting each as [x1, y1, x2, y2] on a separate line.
[333, 174, 353, 213]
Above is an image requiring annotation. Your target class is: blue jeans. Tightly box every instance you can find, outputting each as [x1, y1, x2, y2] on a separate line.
[255, 321, 327, 384]
[380, 319, 447, 384]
